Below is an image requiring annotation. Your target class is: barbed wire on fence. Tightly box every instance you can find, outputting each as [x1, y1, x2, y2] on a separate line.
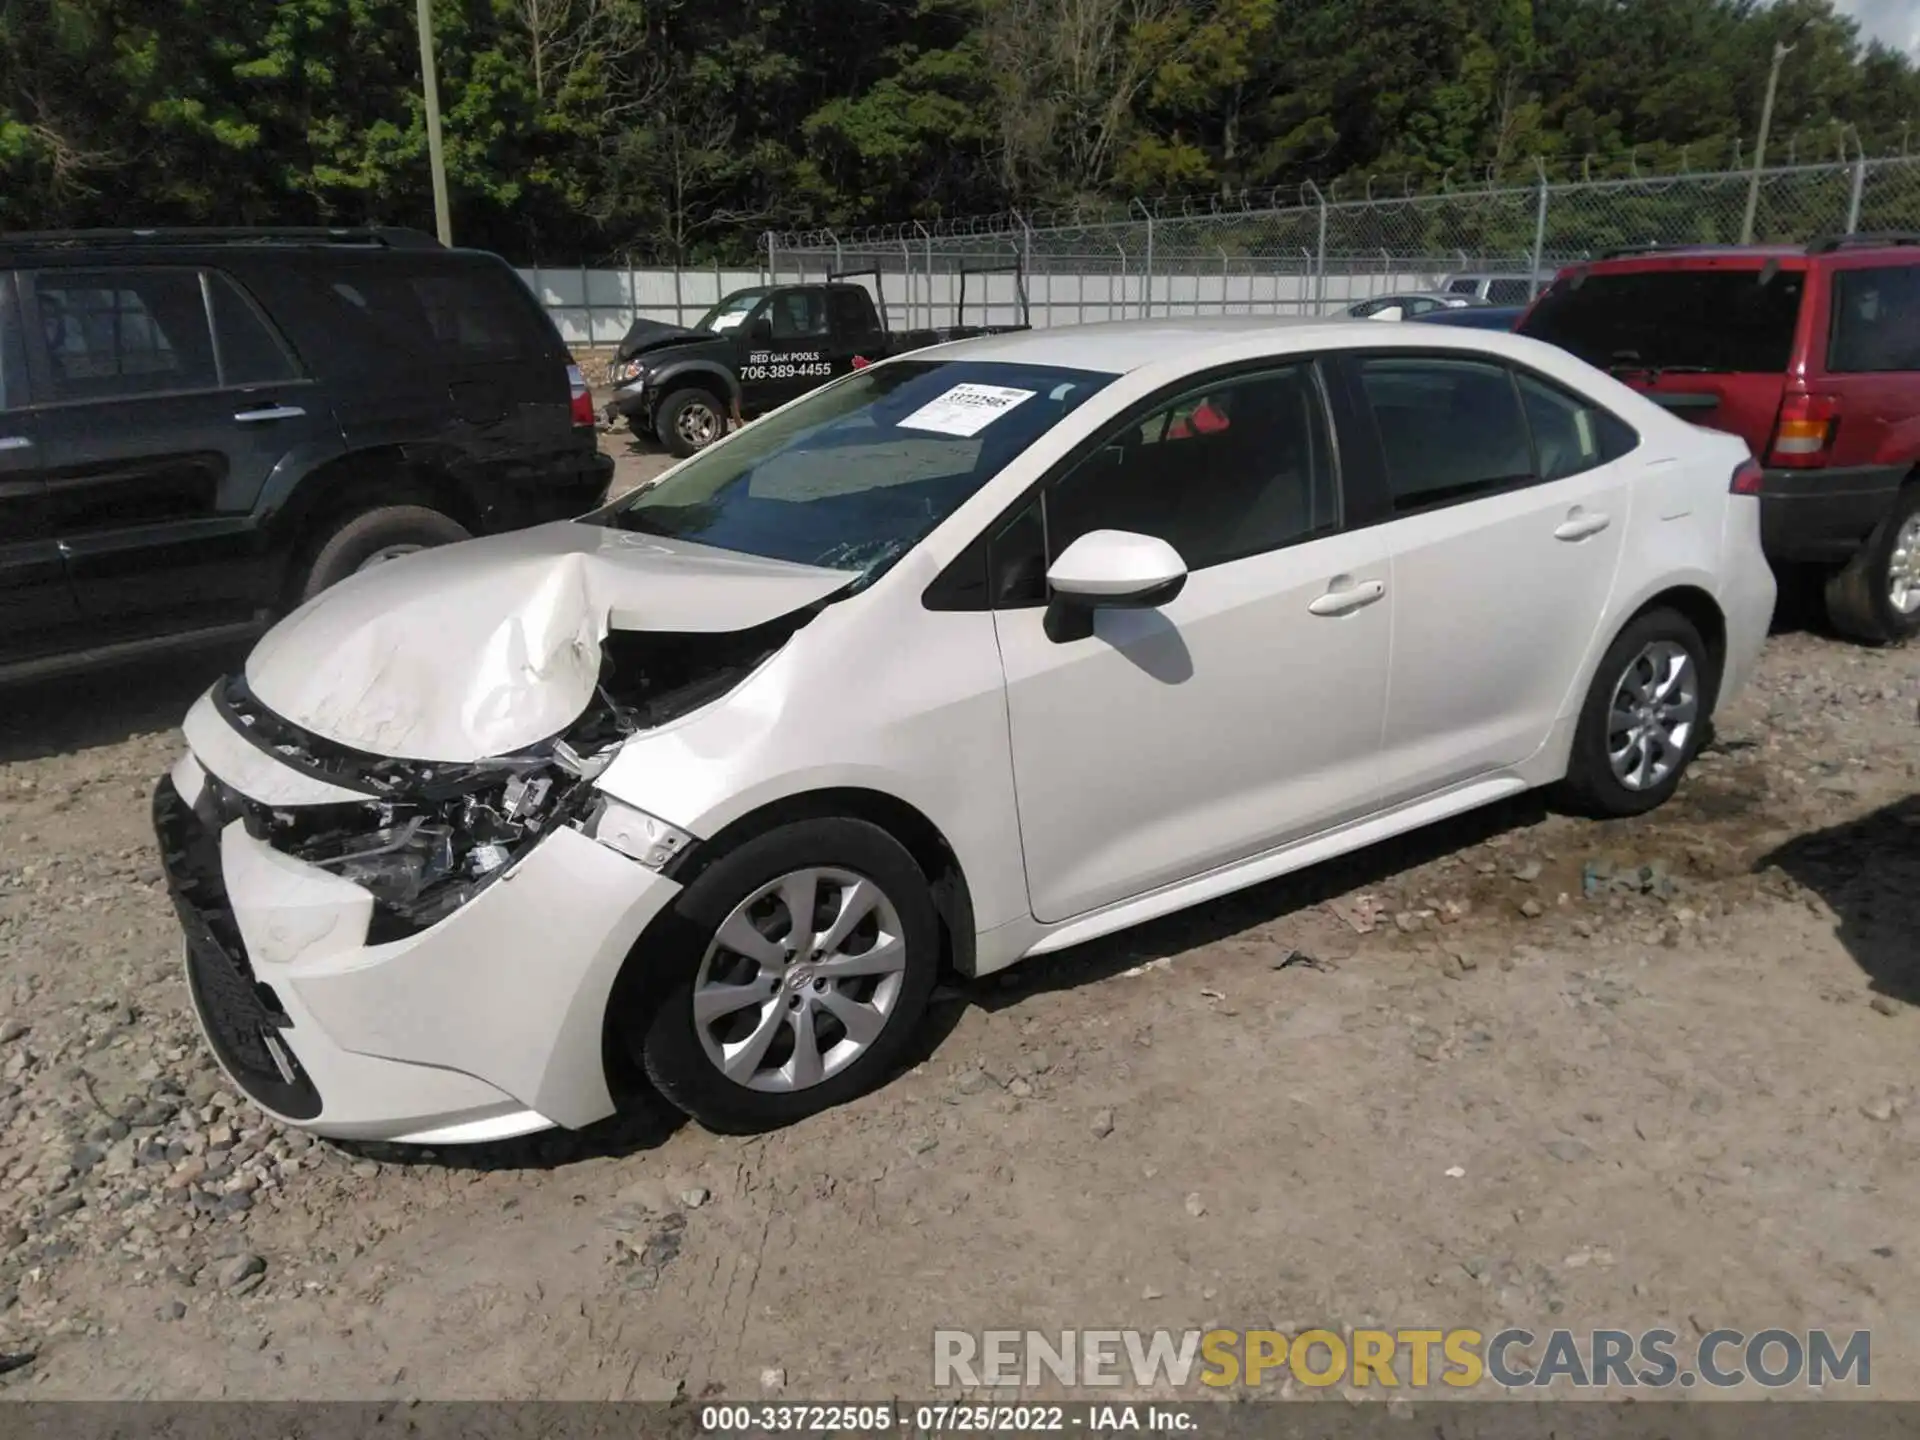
[763, 154, 1920, 326]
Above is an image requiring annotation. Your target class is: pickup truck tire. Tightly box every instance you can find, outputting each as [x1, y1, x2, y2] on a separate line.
[656, 387, 726, 458]
[296, 505, 472, 602]
[1824, 481, 1920, 645]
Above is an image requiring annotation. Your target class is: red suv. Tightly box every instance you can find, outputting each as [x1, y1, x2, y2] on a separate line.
[1519, 235, 1920, 642]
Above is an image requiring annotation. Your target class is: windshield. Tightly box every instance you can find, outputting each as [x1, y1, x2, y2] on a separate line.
[595, 359, 1116, 583]
[1522, 268, 1804, 373]
[696, 289, 767, 333]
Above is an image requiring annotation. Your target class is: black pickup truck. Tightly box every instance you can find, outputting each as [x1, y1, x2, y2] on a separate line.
[603, 268, 1031, 455]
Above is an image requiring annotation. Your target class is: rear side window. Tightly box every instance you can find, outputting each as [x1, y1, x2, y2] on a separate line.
[1356, 357, 1532, 512]
[1486, 278, 1534, 306]
[1522, 268, 1804, 374]
[0, 276, 25, 411]
[32, 268, 217, 399]
[828, 288, 874, 335]
[208, 271, 302, 386]
[1515, 372, 1638, 480]
[321, 262, 547, 363]
[1447, 278, 1480, 296]
[1829, 265, 1920, 372]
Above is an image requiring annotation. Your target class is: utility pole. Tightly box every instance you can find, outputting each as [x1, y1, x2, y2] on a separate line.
[1740, 40, 1793, 245]
[415, 0, 453, 245]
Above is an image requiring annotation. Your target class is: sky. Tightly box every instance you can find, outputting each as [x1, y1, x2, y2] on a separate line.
[1832, 0, 1920, 55]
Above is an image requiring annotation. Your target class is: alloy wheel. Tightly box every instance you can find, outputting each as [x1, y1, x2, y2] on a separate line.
[1886, 513, 1920, 616]
[691, 867, 909, 1093]
[676, 399, 721, 449]
[1607, 640, 1699, 791]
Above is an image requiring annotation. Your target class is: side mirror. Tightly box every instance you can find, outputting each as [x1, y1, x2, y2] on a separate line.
[748, 317, 773, 344]
[1044, 530, 1187, 642]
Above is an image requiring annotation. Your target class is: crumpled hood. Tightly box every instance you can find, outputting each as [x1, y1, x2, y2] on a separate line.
[245, 522, 855, 763]
[616, 317, 711, 361]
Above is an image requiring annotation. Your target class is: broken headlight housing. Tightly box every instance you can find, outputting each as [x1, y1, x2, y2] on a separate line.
[218, 676, 629, 939]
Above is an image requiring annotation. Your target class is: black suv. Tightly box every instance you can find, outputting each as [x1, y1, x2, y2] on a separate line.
[0, 226, 612, 680]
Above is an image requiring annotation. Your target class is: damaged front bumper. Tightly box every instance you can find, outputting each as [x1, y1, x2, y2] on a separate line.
[154, 683, 688, 1143]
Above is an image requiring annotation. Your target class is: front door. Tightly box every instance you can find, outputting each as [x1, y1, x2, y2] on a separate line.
[1339, 353, 1635, 803]
[21, 265, 329, 635]
[992, 361, 1393, 923]
[748, 289, 835, 410]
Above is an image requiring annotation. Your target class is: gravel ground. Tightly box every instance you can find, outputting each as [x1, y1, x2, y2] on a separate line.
[0, 437, 1916, 1398]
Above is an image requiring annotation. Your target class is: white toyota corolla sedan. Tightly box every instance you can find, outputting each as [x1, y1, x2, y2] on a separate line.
[155, 319, 1775, 1141]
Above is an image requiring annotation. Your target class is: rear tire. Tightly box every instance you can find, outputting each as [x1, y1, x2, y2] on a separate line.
[296, 505, 470, 602]
[655, 388, 726, 458]
[1823, 483, 1920, 645]
[1556, 607, 1712, 818]
[634, 818, 940, 1133]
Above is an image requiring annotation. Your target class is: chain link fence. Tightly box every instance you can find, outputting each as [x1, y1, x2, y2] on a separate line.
[764, 155, 1920, 329]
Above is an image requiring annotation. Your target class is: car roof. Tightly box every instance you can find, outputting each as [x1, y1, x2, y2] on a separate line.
[915, 316, 1567, 374]
[1566, 235, 1920, 273]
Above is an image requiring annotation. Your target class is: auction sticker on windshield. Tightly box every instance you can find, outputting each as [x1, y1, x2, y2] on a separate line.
[896, 384, 1036, 438]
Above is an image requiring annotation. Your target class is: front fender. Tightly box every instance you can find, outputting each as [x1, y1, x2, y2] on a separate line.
[649, 359, 742, 409]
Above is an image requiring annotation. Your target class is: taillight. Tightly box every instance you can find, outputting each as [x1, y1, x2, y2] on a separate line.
[567, 363, 594, 427]
[1767, 392, 1838, 468]
[1730, 458, 1765, 494]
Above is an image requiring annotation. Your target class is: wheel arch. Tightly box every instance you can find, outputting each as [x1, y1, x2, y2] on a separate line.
[1620, 583, 1729, 711]
[650, 360, 741, 410]
[260, 447, 480, 602]
[597, 785, 978, 1111]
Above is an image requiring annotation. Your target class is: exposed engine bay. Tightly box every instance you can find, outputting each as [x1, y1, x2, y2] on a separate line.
[211, 614, 808, 937]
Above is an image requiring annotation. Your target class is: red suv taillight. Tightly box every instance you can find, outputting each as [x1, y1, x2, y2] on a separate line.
[567, 363, 594, 427]
[1767, 392, 1838, 468]
[1730, 458, 1765, 494]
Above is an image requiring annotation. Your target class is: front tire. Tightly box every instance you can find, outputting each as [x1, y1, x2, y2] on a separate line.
[635, 818, 940, 1133]
[655, 387, 726, 458]
[1823, 482, 1920, 645]
[1557, 608, 1711, 818]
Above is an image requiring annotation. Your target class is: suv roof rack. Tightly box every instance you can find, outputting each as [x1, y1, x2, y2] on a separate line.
[1596, 241, 1760, 260]
[0, 226, 443, 250]
[1806, 230, 1920, 254]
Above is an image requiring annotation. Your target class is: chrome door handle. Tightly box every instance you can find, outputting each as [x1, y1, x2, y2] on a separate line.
[234, 405, 306, 423]
[1308, 578, 1386, 617]
[0, 436, 33, 453]
[1554, 509, 1611, 541]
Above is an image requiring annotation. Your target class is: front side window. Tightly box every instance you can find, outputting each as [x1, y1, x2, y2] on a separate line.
[31, 268, 217, 400]
[1044, 364, 1340, 574]
[1829, 265, 1920, 373]
[697, 289, 766, 333]
[599, 359, 1116, 584]
[769, 290, 829, 340]
[1357, 357, 1532, 512]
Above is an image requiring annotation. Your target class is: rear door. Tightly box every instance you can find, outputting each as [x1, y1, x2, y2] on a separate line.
[278, 255, 576, 513]
[826, 286, 885, 372]
[0, 270, 82, 663]
[1337, 352, 1637, 802]
[21, 264, 330, 635]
